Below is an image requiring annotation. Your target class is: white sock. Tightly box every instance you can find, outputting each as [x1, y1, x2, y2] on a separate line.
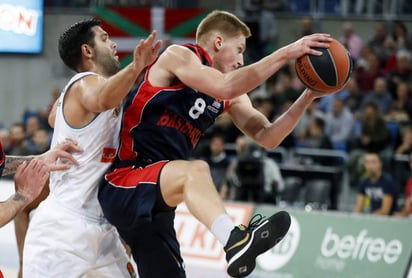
[210, 214, 235, 246]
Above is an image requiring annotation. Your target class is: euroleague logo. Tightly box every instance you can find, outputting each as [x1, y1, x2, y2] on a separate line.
[257, 214, 301, 271]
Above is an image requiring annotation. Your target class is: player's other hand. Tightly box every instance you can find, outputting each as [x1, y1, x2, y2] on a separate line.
[39, 139, 83, 171]
[303, 88, 342, 99]
[133, 30, 163, 70]
[14, 159, 49, 206]
[285, 33, 332, 60]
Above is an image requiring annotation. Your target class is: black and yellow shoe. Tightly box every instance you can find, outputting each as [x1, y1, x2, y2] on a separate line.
[224, 211, 291, 277]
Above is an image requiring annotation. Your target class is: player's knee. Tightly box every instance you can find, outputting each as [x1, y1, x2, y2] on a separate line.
[188, 160, 211, 175]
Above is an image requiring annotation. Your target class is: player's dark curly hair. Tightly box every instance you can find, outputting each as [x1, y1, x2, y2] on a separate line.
[58, 18, 101, 72]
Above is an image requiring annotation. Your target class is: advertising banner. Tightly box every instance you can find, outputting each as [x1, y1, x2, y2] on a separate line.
[175, 203, 412, 278]
[251, 208, 411, 278]
[0, 0, 44, 53]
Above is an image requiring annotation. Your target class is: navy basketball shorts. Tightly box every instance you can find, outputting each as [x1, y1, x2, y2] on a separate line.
[98, 160, 186, 278]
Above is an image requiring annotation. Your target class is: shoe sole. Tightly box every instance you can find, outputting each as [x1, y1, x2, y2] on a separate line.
[227, 211, 291, 277]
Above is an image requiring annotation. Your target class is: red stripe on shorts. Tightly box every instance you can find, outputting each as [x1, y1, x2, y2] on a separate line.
[105, 160, 168, 188]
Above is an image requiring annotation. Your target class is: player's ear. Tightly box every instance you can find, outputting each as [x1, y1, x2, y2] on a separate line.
[214, 36, 223, 51]
[81, 44, 93, 58]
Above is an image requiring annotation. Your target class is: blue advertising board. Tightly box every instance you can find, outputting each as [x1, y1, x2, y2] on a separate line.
[0, 0, 44, 53]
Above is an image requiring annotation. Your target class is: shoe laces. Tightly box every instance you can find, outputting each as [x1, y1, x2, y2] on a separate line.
[238, 214, 266, 231]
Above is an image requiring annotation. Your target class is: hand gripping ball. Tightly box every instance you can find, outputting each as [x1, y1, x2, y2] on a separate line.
[295, 38, 353, 93]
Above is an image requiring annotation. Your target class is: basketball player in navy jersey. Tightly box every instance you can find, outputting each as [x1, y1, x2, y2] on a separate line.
[99, 10, 334, 278]
[0, 140, 80, 227]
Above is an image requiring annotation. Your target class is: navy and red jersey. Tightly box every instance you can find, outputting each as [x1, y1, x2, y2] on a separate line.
[0, 142, 4, 177]
[116, 43, 229, 165]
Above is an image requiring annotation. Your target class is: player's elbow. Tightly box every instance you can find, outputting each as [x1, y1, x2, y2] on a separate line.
[206, 85, 233, 100]
[265, 141, 281, 150]
[219, 87, 237, 100]
[212, 77, 240, 99]
[260, 137, 282, 150]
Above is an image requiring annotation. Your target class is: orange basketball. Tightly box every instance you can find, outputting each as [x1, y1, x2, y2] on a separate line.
[295, 38, 353, 93]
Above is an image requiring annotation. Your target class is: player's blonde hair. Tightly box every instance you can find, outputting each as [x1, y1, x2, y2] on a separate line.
[196, 10, 251, 44]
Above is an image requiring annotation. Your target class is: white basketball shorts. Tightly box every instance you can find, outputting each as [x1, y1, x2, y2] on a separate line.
[22, 195, 136, 278]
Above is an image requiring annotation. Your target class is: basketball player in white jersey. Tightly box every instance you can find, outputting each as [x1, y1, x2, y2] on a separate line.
[22, 19, 161, 277]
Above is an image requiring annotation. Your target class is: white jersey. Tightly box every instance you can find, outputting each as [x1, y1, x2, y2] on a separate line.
[23, 72, 135, 277]
[50, 71, 121, 219]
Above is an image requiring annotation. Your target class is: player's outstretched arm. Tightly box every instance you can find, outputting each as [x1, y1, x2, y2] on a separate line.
[0, 159, 49, 227]
[160, 33, 331, 101]
[81, 31, 162, 113]
[99, 30, 162, 106]
[228, 87, 340, 149]
[2, 139, 82, 176]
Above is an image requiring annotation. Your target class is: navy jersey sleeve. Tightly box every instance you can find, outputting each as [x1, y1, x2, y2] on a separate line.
[0, 142, 4, 177]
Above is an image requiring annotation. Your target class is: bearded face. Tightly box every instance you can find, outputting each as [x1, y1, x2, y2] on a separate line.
[90, 26, 121, 77]
[94, 45, 120, 77]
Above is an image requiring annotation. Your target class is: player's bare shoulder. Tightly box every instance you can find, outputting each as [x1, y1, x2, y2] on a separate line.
[159, 45, 199, 68]
[148, 44, 191, 87]
[152, 44, 203, 88]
